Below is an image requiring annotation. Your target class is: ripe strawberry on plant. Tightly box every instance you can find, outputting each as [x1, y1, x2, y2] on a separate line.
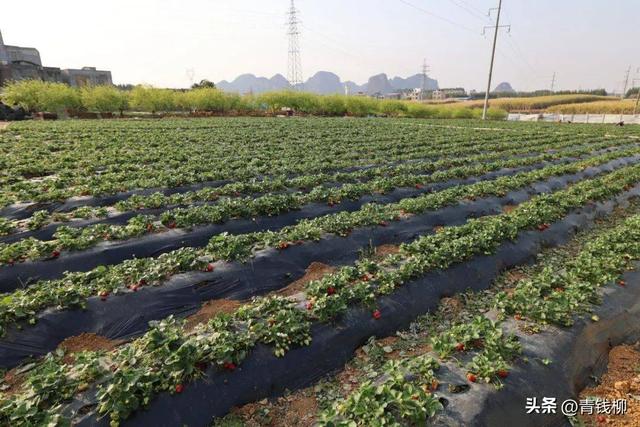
[205, 263, 215, 272]
[223, 361, 236, 371]
[98, 290, 109, 301]
[175, 384, 184, 393]
[372, 309, 382, 320]
[497, 369, 509, 379]
[466, 373, 477, 383]
[379, 221, 389, 227]
[455, 343, 465, 352]
[326, 286, 336, 296]
[51, 250, 61, 258]
[277, 242, 290, 250]
[305, 301, 313, 310]
[618, 279, 626, 287]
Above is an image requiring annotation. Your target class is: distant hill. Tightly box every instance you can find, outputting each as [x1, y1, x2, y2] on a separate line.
[493, 82, 515, 93]
[304, 71, 344, 94]
[217, 73, 290, 94]
[390, 74, 438, 91]
[217, 71, 439, 95]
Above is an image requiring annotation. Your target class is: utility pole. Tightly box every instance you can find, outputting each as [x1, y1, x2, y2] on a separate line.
[287, 0, 303, 90]
[421, 59, 430, 101]
[621, 65, 631, 99]
[633, 72, 640, 116]
[481, 0, 510, 120]
[550, 72, 556, 92]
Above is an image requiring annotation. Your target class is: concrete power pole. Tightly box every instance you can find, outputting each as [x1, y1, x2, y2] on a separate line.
[550, 72, 556, 92]
[287, 0, 303, 90]
[621, 66, 631, 99]
[481, 0, 510, 120]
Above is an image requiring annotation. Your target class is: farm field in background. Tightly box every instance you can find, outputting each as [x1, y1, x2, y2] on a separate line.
[1, 117, 640, 426]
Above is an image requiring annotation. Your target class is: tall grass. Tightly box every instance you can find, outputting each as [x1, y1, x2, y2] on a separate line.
[546, 100, 637, 114]
[460, 94, 616, 111]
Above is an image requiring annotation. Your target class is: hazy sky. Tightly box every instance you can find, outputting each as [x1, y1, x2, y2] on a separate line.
[1, 0, 638, 92]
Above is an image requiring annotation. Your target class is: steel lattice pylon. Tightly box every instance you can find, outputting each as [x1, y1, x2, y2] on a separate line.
[287, 0, 303, 90]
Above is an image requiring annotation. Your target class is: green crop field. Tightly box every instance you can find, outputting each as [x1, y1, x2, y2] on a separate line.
[1, 117, 640, 426]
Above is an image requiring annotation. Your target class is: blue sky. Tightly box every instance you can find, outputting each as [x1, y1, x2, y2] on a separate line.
[1, 0, 638, 92]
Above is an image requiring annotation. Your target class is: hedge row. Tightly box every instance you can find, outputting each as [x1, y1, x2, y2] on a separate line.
[0, 80, 507, 119]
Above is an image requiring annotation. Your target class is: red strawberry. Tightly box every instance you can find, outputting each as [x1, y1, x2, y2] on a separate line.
[175, 384, 184, 393]
[361, 275, 370, 282]
[98, 290, 109, 301]
[497, 369, 509, 378]
[327, 286, 336, 296]
[466, 373, 477, 383]
[596, 415, 606, 423]
[328, 201, 335, 207]
[129, 284, 139, 292]
[618, 280, 626, 287]
[372, 309, 382, 320]
[514, 314, 522, 321]
[379, 221, 388, 227]
[205, 263, 215, 272]
[415, 183, 423, 189]
[277, 242, 290, 250]
[51, 250, 61, 258]
[167, 221, 177, 229]
[146, 223, 153, 232]
[138, 279, 147, 286]
[305, 301, 313, 310]
[223, 362, 236, 371]
[455, 343, 465, 352]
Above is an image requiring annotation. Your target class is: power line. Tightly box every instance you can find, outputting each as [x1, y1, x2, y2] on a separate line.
[397, 0, 478, 33]
[287, 0, 303, 89]
[550, 71, 556, 92]
[446, 0, 490, 22]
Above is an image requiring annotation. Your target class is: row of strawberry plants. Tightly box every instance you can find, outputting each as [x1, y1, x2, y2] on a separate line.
[2, 156, 639, 426]
[318, 317, 520, 426]
[319, 209, 640, 425]
[495, 213, 640, 326]
[1, 139, 634, 265]
[1, 118, 547, 205]
[1, 130, 605, 235]
[1, 149, 636, 333]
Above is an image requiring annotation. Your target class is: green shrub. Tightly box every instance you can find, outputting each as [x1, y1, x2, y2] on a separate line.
[129, 86, 177, 112]
[1, 80, 80, 113]
[81, 85, 128, 113]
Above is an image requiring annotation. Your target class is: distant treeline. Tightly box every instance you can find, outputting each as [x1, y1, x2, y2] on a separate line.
[0, 80, 507, 119]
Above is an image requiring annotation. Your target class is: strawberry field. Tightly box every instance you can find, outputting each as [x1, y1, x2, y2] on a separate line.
[1, 117, 640, 426]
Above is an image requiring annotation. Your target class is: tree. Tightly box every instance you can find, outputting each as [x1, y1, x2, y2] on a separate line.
[191, 79, 216, 89]
[80, 85, 128, 113]
[1, 80, 80, 113]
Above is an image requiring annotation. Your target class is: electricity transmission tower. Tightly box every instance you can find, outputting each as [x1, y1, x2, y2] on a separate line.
[481, 0, 510, 120]
[421, 59, 430, 100]
[621, 66, 631, 99]
[287, 0, 303, 90]
[186, 68, 195, 87]
[550, 72, 556, 92]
